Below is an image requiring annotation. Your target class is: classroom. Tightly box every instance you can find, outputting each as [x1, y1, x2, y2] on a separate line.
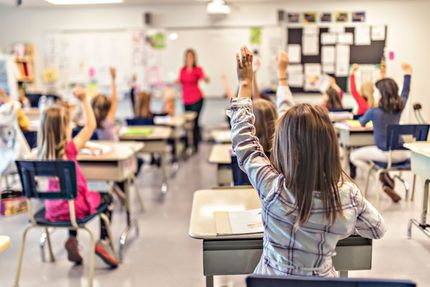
[0, 0, 430, 286]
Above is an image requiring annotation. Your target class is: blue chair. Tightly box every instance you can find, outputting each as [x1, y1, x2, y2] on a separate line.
[246, 275, 416, 287]
[364, 124, 430, 203]
[23, 131, 38, 149]
[231, 155, 251, 186]
[14, 160, 116, 287]
[71, 127, 99, 140]
[25, 93, 43, 108]
[126, 117, 155, 126]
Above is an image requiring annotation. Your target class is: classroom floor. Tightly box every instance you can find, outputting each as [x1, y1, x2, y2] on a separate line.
[1, 143, 430, 287]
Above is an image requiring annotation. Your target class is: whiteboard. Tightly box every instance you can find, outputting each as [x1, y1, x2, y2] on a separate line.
[158, 27, 282, 98]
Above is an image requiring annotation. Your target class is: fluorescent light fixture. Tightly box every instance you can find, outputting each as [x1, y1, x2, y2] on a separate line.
[45, 0, 123, 5]
[207, 0, 231, 15]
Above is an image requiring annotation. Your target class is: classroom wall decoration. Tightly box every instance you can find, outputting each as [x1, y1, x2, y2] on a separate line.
[0, 55, 18, 100]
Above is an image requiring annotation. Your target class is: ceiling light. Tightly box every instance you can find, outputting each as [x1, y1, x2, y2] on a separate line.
[45, 0, 123, 5]
[207, 0, 231, 15]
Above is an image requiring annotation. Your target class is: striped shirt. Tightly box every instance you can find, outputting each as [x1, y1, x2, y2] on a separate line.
[229, 96, 386, 277]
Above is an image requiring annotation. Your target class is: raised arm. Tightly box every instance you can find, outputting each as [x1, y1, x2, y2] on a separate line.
[400, 63, 412, 104]
[349, 64, 369, 113]
[230, 47, 281, 202]
[73, 87, 96, 150]
[276, 51, 295, 117]
[329, 76, 343, 98]
[221, 74, 235, 98]
[106, 67, 117, 123]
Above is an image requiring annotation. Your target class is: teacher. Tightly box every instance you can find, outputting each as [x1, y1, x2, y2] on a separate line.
[178, 48, 209, 153]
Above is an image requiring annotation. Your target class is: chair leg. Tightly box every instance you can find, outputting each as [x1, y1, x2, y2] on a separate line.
[411, 174, 417, 202]
[393, 174, 409, 201]
[99, 213, 117, 257]
[375, 169, 384, 205]
[82, 226, 96, 287]
[44, 228, 56, 262]
[14, 226, 33, 287]
[364, 165, 374, 198]
[132, 176, 145, 213]
[39, 232, 47, 262]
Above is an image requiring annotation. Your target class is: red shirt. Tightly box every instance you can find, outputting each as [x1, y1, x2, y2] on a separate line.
[179, 66, 205, 105]
[349, 73, 370, 116]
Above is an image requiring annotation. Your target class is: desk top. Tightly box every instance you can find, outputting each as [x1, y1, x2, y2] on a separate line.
[334, 121, 373, 132]
[404, 142, 430, 158]
[211, 129, 232, 143]
[189, 188, 261, 239]
[0, 236, 11, 253]
[77, 141, 143, 162]
[209, 144, 232, 164]
[154, 116, 185, 127]
[119, 126, 173, 141]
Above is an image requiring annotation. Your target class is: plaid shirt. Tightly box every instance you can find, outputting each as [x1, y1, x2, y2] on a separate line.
[229, 96, 386, 277]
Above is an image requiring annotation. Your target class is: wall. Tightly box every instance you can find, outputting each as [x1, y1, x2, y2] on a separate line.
[0, 0, 429, 127]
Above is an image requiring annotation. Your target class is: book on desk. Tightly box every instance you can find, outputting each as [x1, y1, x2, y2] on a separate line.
[214, 209, 264, 236]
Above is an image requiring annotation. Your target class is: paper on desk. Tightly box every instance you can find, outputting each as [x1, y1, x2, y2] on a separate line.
[371, 25, 386, 41]
[80, 142, 112, 156]
[154, 116, 173, 125]
[321, 33, 337, 45]
[287, 44, 301, 63]
[337, 33, 353, 45]
[214, 209, 263, 235]
[303, 34, 319, 56]
[322, 46, 335, 64]
[355, 25, 371, 45]
[335, 45, 350, 77]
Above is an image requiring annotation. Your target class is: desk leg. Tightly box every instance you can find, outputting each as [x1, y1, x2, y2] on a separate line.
[160, 148, 168, 195]
[339, 270, 348, 278]
[408, 179, 430, 239]
[206, 276, 214, 287]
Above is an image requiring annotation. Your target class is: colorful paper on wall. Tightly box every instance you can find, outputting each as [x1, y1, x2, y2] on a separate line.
[250, 27, 262, 45]
[304, 63, 322, 91]
[322, 46, 335, 64]
[287, 64, 304, 88]
[321, 33, 337, 45]
[337, 33, 353, 45]
[335, 45, 350, 77]
[355, 25, 371, 46]
[302, 34, 319, 55]
[371, 25, 386, 41]
[287, 44, 301, 63]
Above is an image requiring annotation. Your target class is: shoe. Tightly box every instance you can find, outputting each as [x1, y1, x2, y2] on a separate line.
[95, 240, 119, 268]
[382, 186, 401, 203]
[65, 237, 83, 265]
[379, 172, 395, 189]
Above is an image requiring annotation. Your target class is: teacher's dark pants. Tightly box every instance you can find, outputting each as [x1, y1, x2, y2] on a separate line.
[184, 98, 204, 152]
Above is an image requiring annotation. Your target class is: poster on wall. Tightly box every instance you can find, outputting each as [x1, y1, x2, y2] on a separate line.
[287, 12, 301, 23]
[0, 55, 18, 100]
[352, 11, 366, 22]
[320, 12, 332, 23]
[303, 12, 317, 24]
[250, 27, 262, 45]
[335, 12, 349, 23]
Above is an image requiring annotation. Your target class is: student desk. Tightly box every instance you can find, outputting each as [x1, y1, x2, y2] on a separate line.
[189, 188, 373, 287]
[0, 235, 11, 253]
[211, 129, 232, 144]
[78, 141, 144, 260]
[208, 144, 232, 186]
[334, 123, 374, 174]
[119, 126, 173, 195]
[405, 143, 430, 239]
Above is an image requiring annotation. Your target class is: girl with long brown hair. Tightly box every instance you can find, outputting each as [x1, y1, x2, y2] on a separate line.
[230, 47, 385, 277]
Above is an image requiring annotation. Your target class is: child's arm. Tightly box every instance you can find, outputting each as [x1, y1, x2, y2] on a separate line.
[349, 64, 369, 113]
[329, 76, 343, 98]
[73, 87, 96, 150]
[276, 51, 295, 117]
[400, 63, 412, 104]
[353, 186, 386, 239]
[106, 67, 117, 123]
[358, 109, 373, 127]
[221, 74, 235, 98]
[230, 47, 282, 203]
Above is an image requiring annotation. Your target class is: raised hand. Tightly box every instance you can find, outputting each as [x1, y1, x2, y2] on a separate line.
[401, 63, 412, 75]
[109, 67, 117, 79]
[351, 63, 359, 74]
[73, 86, 87, 102]
[236, 47, 253, 84]
[277, 51, 289, 73]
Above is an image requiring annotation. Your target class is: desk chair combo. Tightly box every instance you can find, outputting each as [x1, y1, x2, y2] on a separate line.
[14, 160, 117, 287]
[364, 124, 430, 203]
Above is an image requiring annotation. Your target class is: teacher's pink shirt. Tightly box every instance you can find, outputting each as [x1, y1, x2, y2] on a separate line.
[179, 66, 205, 105]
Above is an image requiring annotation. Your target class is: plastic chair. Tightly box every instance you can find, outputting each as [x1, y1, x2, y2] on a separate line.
[14, 160, 116, 287]
[246, 275, 416, 287]
[25, 93, 43, 108]
[364, 124, 430, 203]
[71, 127, 99, 140]
[231, 155, 251, 186]
[23, 131, 38, 149]
[126, 117, 155, 126]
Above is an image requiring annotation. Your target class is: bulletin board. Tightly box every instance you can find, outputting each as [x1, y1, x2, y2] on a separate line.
[286, 25, 387, 94]
[0, 54, 19, 100]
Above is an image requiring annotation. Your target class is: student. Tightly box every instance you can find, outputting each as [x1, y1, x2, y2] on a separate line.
[91, 67, 118, 141]
[0, 88, 30, 132]
[39, 87, 119, 267]
[349, 64, 375, 116]
[350, 63, 412, 202]
[129, 73, 139, 115]
[135, 91, 153, 119]
[230, 47, 385, 276]
[320, 77, 344, 111]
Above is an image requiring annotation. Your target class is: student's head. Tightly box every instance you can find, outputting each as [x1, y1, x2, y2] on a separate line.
[163, 94, 176, 116]
[323, 87, 343, 110]
[184, 49, 197, 68]
[271, 104, 344, 225]
[253, 99, 277, 153]
[91, 94, 111, 128]
[38, 104, 71, 160]
[360, 81, 375, 107]
[135, 91, 152, 118]
[375, 78, 404, 113]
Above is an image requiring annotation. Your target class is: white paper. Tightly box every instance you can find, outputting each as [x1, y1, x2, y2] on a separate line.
[287, 44, 301, 63]
[304, 63, 322, 91]
[321, 33, 337, 45]
[302, 35, 319, 55]
[322, 46, 335, 64]
[371, 25, 386, 41]
[329, 26, 345, 34]
[318, 74, 331, 93]
[355, 25, 371, 45]
[337, 33, 353, 45]
[287, 64, 303, 74]
[322, 63, 335, 74]
[228, 209, 263, 235]
[304, 25, 319, 35]
[335, 45, 350, 77]
[287, 64, 304, 87]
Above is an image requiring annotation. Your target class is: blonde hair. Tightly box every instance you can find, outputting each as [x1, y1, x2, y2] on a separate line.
[38, 104, 70, 160]
[91, 94, 111, 128]
[253, 99, 277, 153]
[135, 91, 152, 118]
[360, 81, 375, 107]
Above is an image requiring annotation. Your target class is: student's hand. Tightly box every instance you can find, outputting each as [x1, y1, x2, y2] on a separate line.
[73, 86, 87, 102]
[277, 51, 289, 74]
[351, 64, 359, 75]
[109, 67, 117, 79]
[401, 63, 412, 75]
[236, 47, 253, 85]
[380, 61, 386, 79]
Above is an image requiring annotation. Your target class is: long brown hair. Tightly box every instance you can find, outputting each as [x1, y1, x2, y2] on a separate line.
[253, 99, 277, 153]
[325, 87, 343, 110]
[184, 48, 197, 68]
[375, 78, 404, 113]
[360, 81, 375, 107]
[271, 104, 344, 225]
[38, 104, 70, 160]
[91, 94, 111, 128]
[135, 91, 152, 118]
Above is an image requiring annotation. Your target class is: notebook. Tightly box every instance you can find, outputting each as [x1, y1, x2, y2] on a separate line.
[121, 127, 153, 137]
[80, 142, 112, 156]
[214, 208, 263, 236]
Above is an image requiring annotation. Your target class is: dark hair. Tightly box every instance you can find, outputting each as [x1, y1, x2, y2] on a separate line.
[375, 78, 404, 113]
[272, 104, 345, 225]
[326, 87, 343, 110]
[184, 48, 197, 68]
[91, 94, 111, 128]
[253, 99, 277, 153]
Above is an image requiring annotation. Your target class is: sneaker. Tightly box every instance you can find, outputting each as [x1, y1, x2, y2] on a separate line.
[383, 186, 402, 203]
[95, 240, 119, 268]
[379, 172, 395, 189]
[65, 237, 83, 265]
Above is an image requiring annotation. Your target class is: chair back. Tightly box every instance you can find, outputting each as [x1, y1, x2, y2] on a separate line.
[126, 117, 155, 126]
[72, 127, 99, 140]
[15, 160, 77, 200]
[25, 93, 43, 108]
[246, 275, 416, 287]
[23, 131, 38, 149]
[231, 155, 251, 186]
[387, 124, 430, 151]
[329, 108, 353, 113]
